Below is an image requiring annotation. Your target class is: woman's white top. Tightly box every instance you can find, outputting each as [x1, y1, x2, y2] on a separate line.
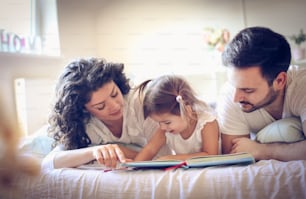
[42, 89, 171, 170]
[86, 90, 157, 146]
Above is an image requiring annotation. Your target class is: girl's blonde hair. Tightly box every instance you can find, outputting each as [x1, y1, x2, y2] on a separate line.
[137, 75, 212, 120]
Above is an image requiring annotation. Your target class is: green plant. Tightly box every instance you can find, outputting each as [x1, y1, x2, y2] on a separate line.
[289, 29, 306, 46]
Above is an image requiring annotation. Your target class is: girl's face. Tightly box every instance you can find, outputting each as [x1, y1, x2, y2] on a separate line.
[150, 112, 188, 135]
[85, 81, 124, 123]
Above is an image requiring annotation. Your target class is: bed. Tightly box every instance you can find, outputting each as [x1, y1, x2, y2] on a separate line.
[9, 76, 306, 199]
[11, 158, 306, 199]
[7, 126, 306, 199]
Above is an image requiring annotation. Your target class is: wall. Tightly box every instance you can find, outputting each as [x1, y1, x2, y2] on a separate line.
[56, 0, 101, 60]
[58, 0, 306, 100]
[0, 53, 62, 116]
[95, 0, 244, 80]
[0, 0, 63, 128]
[93, 0, 306, 70]
[245, 0, 306, 35]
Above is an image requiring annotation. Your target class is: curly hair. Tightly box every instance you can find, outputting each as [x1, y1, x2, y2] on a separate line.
[222, 26, 291, 85]
[48, 58, 131, 150]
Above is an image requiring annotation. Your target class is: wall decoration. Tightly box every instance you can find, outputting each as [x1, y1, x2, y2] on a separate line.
[203, 27, 230, 52]
[289, 29, 306, 61]
[0, 29, 42, 54]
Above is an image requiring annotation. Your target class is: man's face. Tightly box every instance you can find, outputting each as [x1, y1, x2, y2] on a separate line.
[228, 66, 279, 113]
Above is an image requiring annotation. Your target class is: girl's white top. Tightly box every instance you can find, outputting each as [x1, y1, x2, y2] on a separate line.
[165, 111, 217, 154]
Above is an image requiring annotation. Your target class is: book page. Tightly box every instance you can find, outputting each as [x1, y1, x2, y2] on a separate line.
[186, 152, 255, 167]
[121, 159, 182, 168]
[121, 153, 255, 169]
[77, 161, 124, 170]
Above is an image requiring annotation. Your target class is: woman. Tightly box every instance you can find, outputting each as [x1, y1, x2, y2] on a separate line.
[42, 58, 168, 170]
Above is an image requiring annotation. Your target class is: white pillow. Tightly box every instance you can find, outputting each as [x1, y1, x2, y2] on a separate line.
[19, 125, 54, 159]
[256, 117, 305, 143]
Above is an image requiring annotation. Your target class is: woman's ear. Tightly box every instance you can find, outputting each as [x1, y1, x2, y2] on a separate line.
[273, 72, 287, 90]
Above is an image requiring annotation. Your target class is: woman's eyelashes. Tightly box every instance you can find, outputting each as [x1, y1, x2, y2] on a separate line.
[111, 91, 118, 98]
[96, 104, 105, 111]
[94, 90, 119, 111]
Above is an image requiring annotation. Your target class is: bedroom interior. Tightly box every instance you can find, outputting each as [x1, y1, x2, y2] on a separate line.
[1, 0, 306, 198]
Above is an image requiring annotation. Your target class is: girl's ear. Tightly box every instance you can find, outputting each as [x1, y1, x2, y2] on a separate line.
[184, 104, 198, 122]
[273, 72, 287, 90]
[185, 105, 194, 116]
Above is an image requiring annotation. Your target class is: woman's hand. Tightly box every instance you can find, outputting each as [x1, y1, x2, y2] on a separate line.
[92, 144, 130, 168]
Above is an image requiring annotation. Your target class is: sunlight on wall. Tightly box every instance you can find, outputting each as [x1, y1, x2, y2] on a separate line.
[37, 0, 60, 56]
[0, 0, 32, 35]
[127, 22, 216, 78]
[123, 21, 227, 103]
[94, 0, 238, 102]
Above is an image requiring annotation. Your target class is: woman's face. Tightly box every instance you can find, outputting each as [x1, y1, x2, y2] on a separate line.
[85, 81, 124, 122]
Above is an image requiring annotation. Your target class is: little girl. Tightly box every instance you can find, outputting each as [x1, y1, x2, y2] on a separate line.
[135, 75, 220, 161]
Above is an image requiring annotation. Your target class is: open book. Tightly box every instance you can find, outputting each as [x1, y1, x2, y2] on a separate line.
[121, 152, 255, 170]
[77, 161, 126, 171]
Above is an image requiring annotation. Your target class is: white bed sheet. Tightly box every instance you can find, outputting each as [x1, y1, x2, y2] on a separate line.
[10, 159, 306, 199]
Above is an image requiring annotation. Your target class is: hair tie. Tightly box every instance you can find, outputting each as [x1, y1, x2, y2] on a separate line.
[176, 95, 182, 103]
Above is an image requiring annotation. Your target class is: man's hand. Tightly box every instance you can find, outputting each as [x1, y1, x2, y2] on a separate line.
[230, 137, 265, 160]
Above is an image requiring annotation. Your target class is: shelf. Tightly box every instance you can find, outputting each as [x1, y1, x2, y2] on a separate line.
[0, 52, 62, 60]
[294, 59, 306, 64]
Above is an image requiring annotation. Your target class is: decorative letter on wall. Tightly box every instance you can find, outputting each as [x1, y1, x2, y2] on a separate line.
[0, 29, 42, 54]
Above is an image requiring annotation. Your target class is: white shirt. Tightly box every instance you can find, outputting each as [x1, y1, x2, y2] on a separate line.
[217, 65, 306, 136]
[86, 90, 158, 147]
[42, 89, 171, 170]
[165, 112, 217, 154]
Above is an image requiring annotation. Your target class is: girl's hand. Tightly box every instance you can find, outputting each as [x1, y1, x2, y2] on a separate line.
[92, 144, 129, 168]
[156, 155, 174, 161]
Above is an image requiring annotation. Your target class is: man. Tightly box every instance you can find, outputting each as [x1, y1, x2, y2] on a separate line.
[217, 26, 306, 161]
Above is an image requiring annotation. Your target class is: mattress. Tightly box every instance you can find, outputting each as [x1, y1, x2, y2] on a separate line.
[9, 159, 306, 199]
